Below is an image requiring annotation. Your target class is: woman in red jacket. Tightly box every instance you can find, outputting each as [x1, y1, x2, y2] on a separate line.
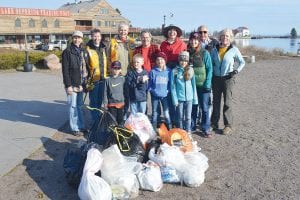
[160, 25, 187, 69]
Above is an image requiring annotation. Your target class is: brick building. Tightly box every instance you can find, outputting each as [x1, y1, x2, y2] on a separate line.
[0, 0, 140, 47]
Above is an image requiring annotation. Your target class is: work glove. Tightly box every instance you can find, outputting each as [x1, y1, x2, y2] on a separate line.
[229, 70, 238, 78]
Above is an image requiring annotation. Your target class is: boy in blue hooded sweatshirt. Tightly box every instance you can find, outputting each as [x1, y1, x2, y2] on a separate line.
[148, 52, 172, 130]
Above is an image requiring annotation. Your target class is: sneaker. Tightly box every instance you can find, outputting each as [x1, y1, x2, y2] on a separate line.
[222, 126, 232, 135]
[210, 124, 219, 131]
[72, 131, 84, 137]
[204, 131, 213, 138]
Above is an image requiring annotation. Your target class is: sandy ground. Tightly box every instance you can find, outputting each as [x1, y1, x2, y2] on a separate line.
[0, 57, 300, 200]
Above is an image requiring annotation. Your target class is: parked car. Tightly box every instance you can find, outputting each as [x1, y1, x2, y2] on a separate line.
[35, 42, 50, 51]
[48, 40, 68, 51]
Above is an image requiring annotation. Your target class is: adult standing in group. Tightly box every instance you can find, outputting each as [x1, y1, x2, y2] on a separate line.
[210, 28, 245, 135]
[160, 25, 187, 69]
[85, 28, 107, 122]
[188, 32, 213, 138]
[134, 30, 160, 116]
[107, 23, 136, 75]
[197, 25, 219, 52]
[62, 31, 87, 136]
[160, 25, 187, 126]
[134, 30, 160, 73]
[107, 23, 136, 119]
[197, 25, 219, 124]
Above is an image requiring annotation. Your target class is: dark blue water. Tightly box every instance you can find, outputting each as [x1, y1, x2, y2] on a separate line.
[235, 38, 300, 54]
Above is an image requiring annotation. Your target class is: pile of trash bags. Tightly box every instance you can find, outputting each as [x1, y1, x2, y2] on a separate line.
[64, 111, 209, 200]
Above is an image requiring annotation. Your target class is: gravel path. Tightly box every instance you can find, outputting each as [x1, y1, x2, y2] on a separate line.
[0, 57, 299, 200]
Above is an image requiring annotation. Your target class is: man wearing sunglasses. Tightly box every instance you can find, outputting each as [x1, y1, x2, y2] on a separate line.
[197, 25, 219, 52]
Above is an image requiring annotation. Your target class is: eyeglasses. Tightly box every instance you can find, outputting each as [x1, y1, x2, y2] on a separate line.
[199, 31, 208, 34]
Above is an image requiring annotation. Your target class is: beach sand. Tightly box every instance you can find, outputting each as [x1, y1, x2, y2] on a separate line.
[0, 57, 299, 200]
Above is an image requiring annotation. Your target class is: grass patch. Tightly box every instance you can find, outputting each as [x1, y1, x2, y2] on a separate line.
[238, 45, 298, 61]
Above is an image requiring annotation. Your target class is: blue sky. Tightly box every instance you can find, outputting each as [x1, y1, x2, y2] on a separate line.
[0, 0, 299, 35]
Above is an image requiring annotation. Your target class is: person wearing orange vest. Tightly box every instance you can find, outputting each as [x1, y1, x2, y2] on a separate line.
[107, 23, 136, 76]
[85, 28, 107, 121]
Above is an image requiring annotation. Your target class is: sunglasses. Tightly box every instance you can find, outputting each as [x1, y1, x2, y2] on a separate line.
[199, 31, 208, 34]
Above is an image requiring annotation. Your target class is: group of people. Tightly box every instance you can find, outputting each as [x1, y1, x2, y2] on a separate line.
[62, 23, 245, 139]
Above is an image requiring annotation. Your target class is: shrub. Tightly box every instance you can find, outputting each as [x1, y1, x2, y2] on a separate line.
[238, 45, 292, 61]
[0, 49, 62, 70]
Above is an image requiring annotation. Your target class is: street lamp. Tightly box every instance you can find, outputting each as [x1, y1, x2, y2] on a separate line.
[23, 33, 33, 72]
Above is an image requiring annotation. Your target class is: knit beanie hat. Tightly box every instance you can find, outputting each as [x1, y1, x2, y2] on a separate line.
[178, 51, 189, 62]
[155, 52, 168, 62]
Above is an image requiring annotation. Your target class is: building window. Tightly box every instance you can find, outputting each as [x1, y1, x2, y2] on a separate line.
[111, 21, 116, 27]
[0, 36, 5, 44]
[54, 19, 60, 28]
[42, 19, 47, 28]
[99, 8, 109, 14]
[105, 21, 110, 27]
[97, 21, 101, 27]
[15, 18, 21, 27]
[29, 19, 35, 28]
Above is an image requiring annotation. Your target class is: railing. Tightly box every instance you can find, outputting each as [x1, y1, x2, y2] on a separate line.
[75, 25, 93, 31]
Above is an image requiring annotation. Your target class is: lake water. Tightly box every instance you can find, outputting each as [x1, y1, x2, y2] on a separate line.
[235, 38, 300, 54]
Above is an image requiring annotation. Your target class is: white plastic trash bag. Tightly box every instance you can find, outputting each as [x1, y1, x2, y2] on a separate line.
[184, 151, 209, 172]
[78, 148, 112, 200]
[125, 113, 157, 146]
[137, 161, 163, 192]
[101, 145, 142, 198]
[149, 143, 186, 169]
[182, 165, 205, 187]
[181, 151, 209, 187]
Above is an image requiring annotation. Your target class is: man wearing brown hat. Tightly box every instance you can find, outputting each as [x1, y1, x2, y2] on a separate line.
[62, 31, 88, 136]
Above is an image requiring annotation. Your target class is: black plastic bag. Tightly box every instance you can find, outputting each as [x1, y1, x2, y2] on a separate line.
[87, 107, 117, 146]
[63, 146, 86, 188]
[63, 142, 103, 188]
[106, 125, 145, 162]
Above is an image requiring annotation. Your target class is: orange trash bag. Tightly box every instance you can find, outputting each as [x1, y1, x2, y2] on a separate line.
[158, 123, 193, 152]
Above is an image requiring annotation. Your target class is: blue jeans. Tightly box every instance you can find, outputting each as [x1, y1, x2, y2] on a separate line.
[176, 100, 193, 132]
[168, 93, 176, 126]
[89, 80, 105, 122]
[191, 88, 211, 132]
[130, 101, 147, 114]
[67, 92, 85, 132]
[151, 95, 171, 129]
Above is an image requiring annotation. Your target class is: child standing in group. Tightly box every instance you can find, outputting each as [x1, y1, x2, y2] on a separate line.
[148, 52, 172, 130]
[103, 61, 125, 125]
[125, 53, 148, 114]
[171, 51, 198, 138]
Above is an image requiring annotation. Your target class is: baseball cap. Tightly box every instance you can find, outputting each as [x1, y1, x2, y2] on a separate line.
[111, 61, 122, 69]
